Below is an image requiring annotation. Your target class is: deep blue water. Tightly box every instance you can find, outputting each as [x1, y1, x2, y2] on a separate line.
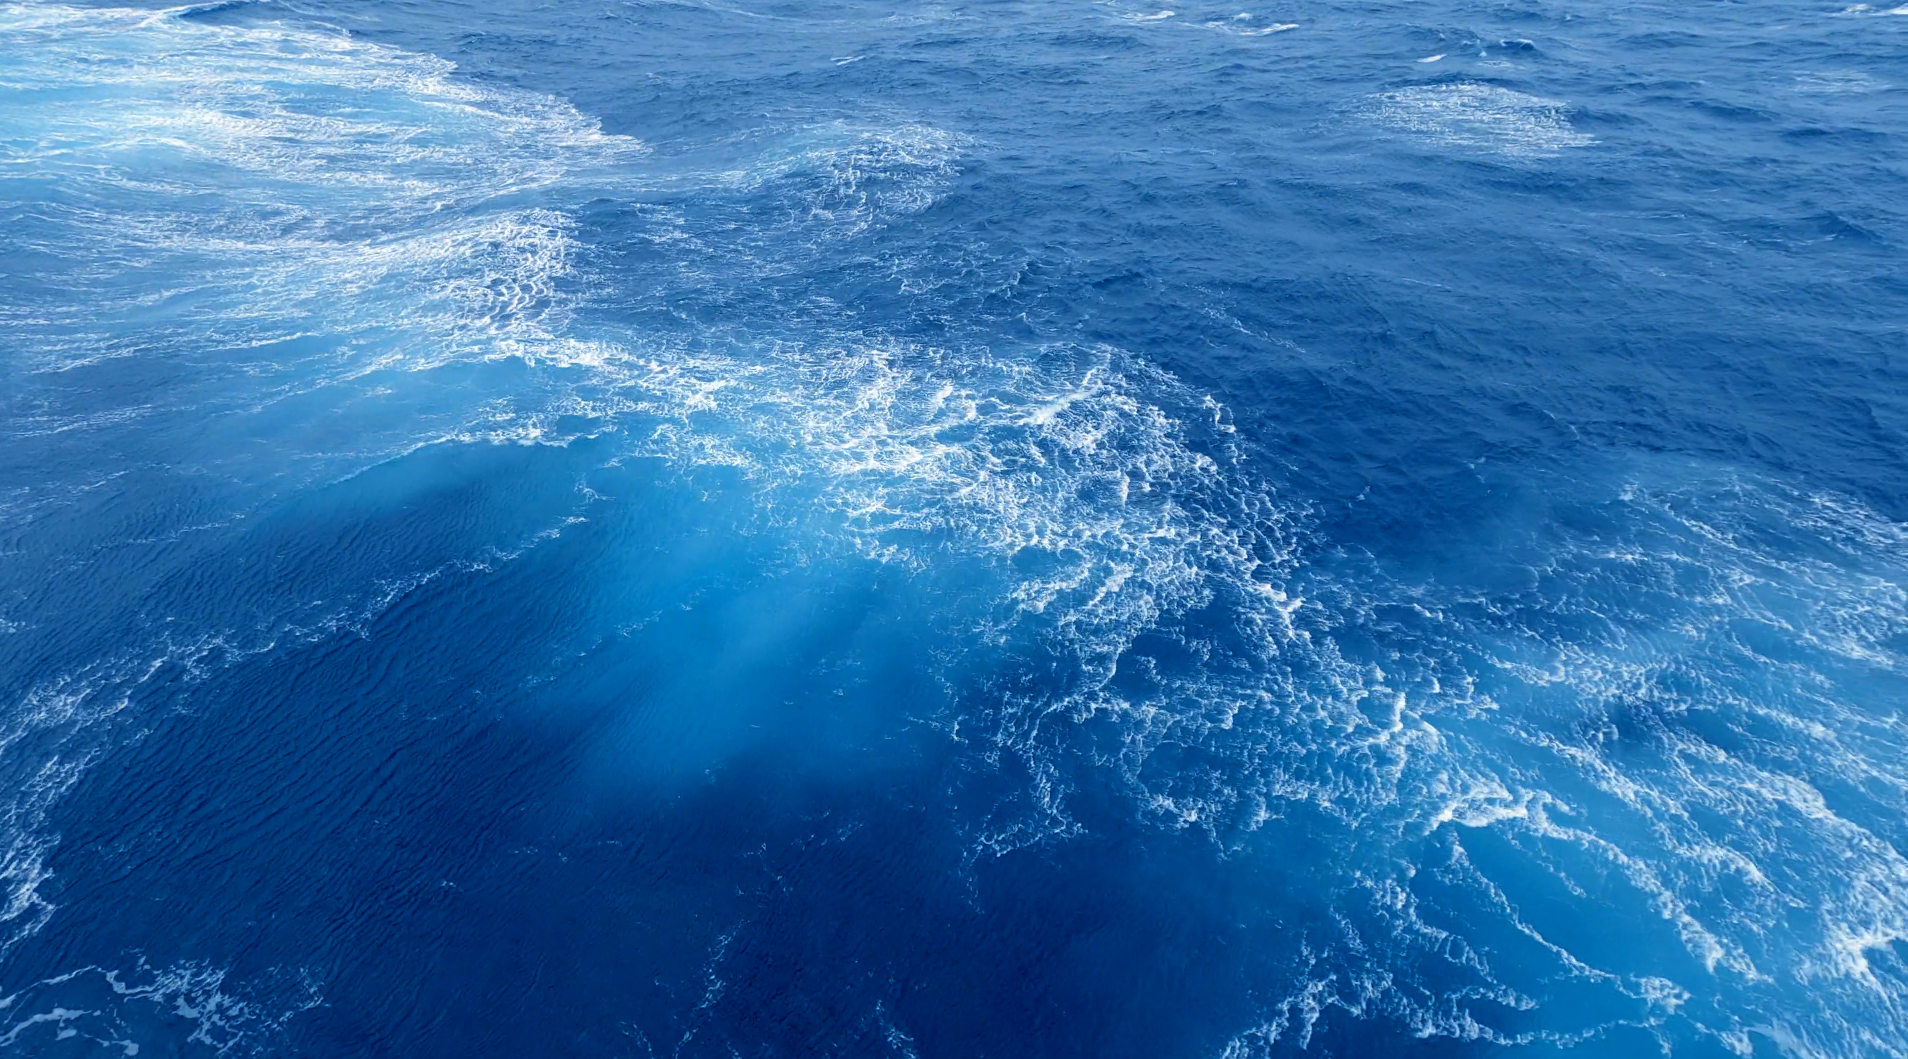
[2, 0, 1907, 1054]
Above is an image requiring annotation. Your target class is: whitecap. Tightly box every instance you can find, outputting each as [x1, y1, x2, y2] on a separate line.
[1197, 13, 1297, 35]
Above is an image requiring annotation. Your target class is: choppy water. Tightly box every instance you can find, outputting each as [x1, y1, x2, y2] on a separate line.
[1, 0, 1905, 1055]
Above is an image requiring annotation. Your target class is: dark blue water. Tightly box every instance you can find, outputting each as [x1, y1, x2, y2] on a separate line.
[2, 0, 1906, 1055]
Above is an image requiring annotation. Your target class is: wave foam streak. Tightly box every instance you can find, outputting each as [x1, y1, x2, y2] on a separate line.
[0, 1, 643, 986]
[0, 2, 639, 468]
[0, 959, 320, 1056]
[1196, 472, 1908, 1056]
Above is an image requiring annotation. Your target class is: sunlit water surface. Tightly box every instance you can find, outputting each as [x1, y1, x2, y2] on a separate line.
[1, 0, 1906, 1055]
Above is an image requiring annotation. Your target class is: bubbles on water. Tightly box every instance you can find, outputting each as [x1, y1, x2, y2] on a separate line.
[711, 122, 972, 237]
[1367, 82, 1595, 156]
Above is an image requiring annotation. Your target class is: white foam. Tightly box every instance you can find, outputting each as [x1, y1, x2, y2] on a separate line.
[1793, 71, 1891, 94]
[1368, 82, 1595, 155]
[2, 0, 1304, 968]
[942, 456, 1908, 1055]
[711, 121, 971, 235]
[0, 960, 320, 1056]
[1225, 22, 1297, 35]
[9, 8, 1908, 1057]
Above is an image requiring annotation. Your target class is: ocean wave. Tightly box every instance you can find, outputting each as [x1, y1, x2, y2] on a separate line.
[4, 6, 1906, 1055]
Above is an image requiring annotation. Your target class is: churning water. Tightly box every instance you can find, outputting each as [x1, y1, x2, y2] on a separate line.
[2, 0, 1906, 1055]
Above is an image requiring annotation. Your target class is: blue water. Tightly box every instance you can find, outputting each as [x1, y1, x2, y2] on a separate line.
[2, 0, 1906, 1054]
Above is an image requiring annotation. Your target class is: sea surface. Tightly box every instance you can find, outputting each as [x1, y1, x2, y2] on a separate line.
[1, 0, 1905, 1055]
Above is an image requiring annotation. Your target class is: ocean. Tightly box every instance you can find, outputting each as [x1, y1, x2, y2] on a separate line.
[1, 0, 1905, 1055]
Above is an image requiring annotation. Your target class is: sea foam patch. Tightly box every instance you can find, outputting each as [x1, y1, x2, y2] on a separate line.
[1203, 467, 1908, 1055]
[0, 959, 320, 1056]
[1367, 82, 1595, 155]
